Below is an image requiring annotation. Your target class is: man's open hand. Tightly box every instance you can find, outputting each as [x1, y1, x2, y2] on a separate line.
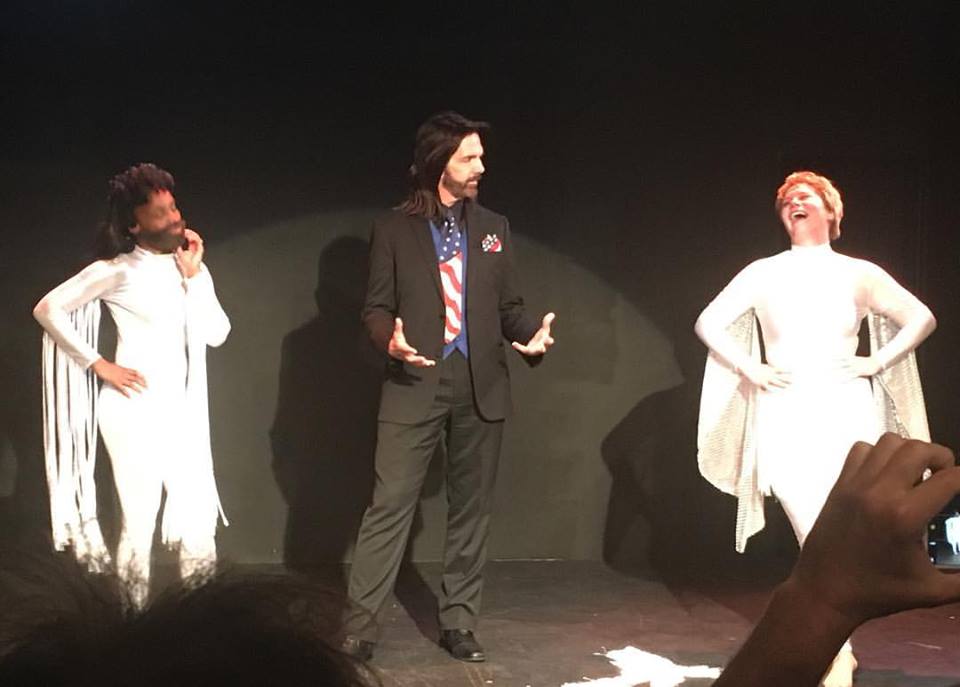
[511, 312, 556, 356]
[388, 318, 436, 367]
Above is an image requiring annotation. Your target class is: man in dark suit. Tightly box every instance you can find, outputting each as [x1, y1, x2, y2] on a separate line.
[342, 112, 555, 662]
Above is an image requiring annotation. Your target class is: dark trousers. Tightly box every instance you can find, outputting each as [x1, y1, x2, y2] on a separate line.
[346, 351, 504, 641]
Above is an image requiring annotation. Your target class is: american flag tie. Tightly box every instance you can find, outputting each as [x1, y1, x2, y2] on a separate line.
[438, 214, 463, 344]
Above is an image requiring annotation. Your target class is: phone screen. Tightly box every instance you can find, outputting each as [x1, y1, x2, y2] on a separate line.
[928, 511, 960, 570]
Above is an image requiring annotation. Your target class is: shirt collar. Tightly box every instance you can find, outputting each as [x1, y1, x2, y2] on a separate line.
[441, 199, 465, 225]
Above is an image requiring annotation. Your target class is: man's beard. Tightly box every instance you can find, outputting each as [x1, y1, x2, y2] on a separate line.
[441, 175, 481, 201]
[136, 221, 185, 253]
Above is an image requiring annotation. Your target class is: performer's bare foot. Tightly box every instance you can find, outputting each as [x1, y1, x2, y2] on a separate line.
[821, 649, 857, 687]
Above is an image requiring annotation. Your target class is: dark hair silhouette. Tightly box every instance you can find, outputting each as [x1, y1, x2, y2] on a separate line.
[0, 549, 376, 687]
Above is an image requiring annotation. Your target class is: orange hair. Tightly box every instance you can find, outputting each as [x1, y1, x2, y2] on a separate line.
[775, 170, 844, 240]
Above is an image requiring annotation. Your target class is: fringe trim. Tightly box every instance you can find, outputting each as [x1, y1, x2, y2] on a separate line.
[42, 300, 110, 571]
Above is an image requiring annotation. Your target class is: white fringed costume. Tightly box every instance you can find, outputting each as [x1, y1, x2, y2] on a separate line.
[35, 246, 230, 604]
[696, 244, 932, 554]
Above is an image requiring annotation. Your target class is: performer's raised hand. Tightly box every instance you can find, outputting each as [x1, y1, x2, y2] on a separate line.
[740, 361, 791, 391]
[91, 358, 147, 397]
[388, 318, 436, 367]
[512, 312, 556, 356]
[175, 228, 204, 279]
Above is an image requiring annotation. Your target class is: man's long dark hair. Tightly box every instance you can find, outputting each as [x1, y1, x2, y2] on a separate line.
[397, 111, 489, 221]
[94, 163, 175, 260]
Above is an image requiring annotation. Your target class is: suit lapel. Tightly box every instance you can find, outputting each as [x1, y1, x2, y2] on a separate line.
[409, 214, 443, 300]
[465, 201, 487, 292]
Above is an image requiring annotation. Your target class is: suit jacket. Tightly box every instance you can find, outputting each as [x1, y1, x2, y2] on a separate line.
[363, 201, 541, 423]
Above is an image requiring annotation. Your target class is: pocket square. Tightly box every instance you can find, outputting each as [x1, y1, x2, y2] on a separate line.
[481, 234, 503, 253]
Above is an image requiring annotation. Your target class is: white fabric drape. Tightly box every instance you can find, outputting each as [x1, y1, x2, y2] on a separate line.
[696, 246, 932, 552]
[36, 247, 230, 579]
[42, 300, 110, 570]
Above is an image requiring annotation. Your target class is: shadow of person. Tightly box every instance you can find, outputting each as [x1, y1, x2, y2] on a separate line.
[270, 236, 384, 586]
[601, 377, 798, 631]
[601, 380, 713, 579]
[600, 351, 797, 590]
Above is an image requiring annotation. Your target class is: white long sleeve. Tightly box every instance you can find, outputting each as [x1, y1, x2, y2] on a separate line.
[34, 259, 124, 369]
[694, 261, 765, 374]
[695, 245, 934, 376]
[864, 263, 936, 369]
[34, 248, 231, 382]
[184, 266, 231, 347]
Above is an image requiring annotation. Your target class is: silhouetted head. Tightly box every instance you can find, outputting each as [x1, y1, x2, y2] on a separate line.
[0, 550, 375, 687]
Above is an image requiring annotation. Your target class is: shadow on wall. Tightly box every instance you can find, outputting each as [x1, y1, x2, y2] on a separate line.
[210, 212, 448, 569]
[601, 378, 798, 585]
[267, 235, 445, 589]
[268, 236, 381, 578]
[492, 237, 685, 561]
[209, 211, 686, 565]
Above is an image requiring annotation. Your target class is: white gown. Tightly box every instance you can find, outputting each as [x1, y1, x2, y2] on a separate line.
[34, 246, 230, 604]
[696, 243, 932, 545]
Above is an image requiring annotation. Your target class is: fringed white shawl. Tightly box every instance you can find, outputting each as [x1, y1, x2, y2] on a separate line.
[697, 309, 929, 553]
[42, 300, 111, 570]
[39, 254, 230, 568]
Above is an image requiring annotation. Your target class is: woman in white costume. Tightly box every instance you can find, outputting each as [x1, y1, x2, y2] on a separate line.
[33, 163, 230, 607]
[695, 171, 935, 687]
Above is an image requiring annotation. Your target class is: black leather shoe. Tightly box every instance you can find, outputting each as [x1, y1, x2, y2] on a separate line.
[341, 635, 375, 661]
[439, 629, 486, 662]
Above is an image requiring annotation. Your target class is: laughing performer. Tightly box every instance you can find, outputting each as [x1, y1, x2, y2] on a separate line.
[694, 171, 935, 687]
[33, 163, 230, 607]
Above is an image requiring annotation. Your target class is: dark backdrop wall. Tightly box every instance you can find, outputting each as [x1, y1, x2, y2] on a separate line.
[1, 2, 957, 578]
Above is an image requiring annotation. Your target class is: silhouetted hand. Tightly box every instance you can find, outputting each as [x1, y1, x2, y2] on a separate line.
[792, 433, 960, 627]
[714, 434, 960, 687]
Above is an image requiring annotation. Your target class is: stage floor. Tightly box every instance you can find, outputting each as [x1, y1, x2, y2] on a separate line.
[346, 560, 960, 687]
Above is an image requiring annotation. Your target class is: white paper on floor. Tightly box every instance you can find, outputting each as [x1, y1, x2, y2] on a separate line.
[560, 646, 722, 687]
